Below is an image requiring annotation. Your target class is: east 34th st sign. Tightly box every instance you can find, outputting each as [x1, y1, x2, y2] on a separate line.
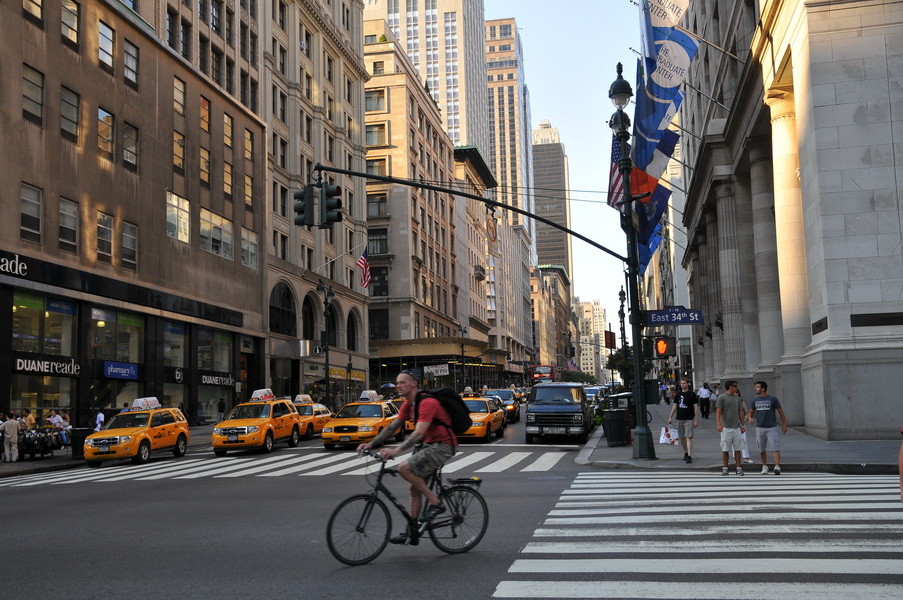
[643, 306, 703, 325]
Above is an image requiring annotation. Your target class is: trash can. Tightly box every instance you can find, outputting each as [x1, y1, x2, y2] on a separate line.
[69, 428, 93, 460]
[604, 409, 628, 447]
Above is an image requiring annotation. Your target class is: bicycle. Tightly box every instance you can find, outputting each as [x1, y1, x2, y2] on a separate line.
[326, 449, 489, 565]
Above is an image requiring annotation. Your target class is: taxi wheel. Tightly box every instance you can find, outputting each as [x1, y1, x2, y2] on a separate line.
[303, 425, 314, 440]
[481, 428, 492, 443]
[287, 427, 300, 448]
[214, 449, 227, 457]
[173, 435, 188, 457]
[132, 441, 151, 464]
[261, 431, 274, 453]
[86, 460, 102, 468]
[495, 422, 505, 438]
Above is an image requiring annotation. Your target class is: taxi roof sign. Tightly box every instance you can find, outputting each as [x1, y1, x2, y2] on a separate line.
[250, 388, 276, 402]
[131, 397, 162, 410]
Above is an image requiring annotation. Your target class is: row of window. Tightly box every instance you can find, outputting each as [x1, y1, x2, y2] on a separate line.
[165, 192, 259, 268]
[20, 183, 137, 270]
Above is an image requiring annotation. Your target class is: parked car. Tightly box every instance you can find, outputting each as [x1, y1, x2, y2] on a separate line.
[524, 382, 592, 444]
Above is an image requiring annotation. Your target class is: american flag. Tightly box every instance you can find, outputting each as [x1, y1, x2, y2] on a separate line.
[608, 135, 626, 211]
[356, 249, 371, 289]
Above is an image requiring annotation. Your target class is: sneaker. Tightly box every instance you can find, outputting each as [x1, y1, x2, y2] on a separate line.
[722, 467, 729, 476]
[744, 459, 755, 464]
[736, 468, 744, 476]
[421, 503, 446, 522]
[761, 465, 769, 475]
[774, 466, 781, 476]
[685, 456, 692, 464]
[683, 453, 689, 461]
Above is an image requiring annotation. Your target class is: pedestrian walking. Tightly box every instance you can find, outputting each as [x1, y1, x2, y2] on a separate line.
[697, 382, 712, 419]
[715, 380, 747, 476]
[1, 412, 20, 462]
[94, 408, 105, 432]
[748, 381, 788, 475]
[216, 398, 226, 422]
[667, 378, 700, 463]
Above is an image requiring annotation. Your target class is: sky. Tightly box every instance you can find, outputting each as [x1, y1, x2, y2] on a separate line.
[484, 0, 642, 332]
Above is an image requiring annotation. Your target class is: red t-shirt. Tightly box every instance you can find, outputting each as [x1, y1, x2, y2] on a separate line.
[397, 396, 457, 447]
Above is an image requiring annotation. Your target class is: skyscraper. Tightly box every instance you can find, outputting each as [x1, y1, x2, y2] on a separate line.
[363, 0, 489, 154]
[532, 120, 573, 279]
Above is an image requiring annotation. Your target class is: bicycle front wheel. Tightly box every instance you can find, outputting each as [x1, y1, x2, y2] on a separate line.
[326, 494, 392, 565]
[428, 485, 488, 553]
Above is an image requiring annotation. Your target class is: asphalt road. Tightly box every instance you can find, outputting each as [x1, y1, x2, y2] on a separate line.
[1, 418, 585, 600]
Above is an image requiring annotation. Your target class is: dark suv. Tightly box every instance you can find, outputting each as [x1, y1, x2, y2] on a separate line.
[524, 382, 593, 444]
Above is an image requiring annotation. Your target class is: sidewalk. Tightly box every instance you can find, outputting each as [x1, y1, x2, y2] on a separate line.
[576, 402, 901, 475]
[0, 424, 214, 479]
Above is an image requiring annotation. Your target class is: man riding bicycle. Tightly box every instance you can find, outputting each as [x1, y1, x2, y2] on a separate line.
[358, 369, 457, 544]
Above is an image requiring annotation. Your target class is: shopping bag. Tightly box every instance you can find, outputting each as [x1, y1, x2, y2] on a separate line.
[659, 426, 680, 445]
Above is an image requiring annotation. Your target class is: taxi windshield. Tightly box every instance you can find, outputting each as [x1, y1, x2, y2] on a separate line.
[336, 404, 382, 418]
[228, 404, 270, 419]
[296, 405, 313, 416]
[465, 400, 488, 413]
[105, 413, 150, 429]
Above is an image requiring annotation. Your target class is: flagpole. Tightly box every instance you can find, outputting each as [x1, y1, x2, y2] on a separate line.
[674, 24, 746, 63]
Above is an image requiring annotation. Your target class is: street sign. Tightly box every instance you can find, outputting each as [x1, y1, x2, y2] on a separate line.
[313, 345, 324, 355]
[644, 305, 703, 326]
[423, 364, 450, 377]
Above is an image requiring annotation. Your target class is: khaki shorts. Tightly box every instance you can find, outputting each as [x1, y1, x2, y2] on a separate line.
[407, 442, 455, 478]
[676, 419, 694, 439]
[720, 428, 744, 452]
[756, 427, 781, 452]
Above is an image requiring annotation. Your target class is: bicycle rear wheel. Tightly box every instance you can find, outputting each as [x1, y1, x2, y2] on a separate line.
[428, 485, 488, 553]
[326, 494, 391, 565]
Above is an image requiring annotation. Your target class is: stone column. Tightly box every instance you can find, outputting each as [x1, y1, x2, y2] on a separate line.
[705, 210, 723, 379]
[714, 179, 746, 377]
[748, 141, 783, 373]
[695, 229, 714, 382]
[686, 246, 706, 383]
[766, 92, 808, 423]
[732, 172, 762, 373]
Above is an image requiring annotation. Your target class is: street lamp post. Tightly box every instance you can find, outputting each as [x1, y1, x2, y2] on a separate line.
[609, 63, 655, 460]
[316, 280, 335, 410]
[618, 287, 627, 348]
[459, 326, 468, 391]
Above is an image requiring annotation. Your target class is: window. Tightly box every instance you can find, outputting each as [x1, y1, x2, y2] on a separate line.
[244, 175, 253, 207]
[223, 113, 233, 147]
[241, 228, 258, 269]
[61, 0, 79, 48]
[172, 130, 185, 172]
[98, 21, 114, 73]
[22, 64, 44, 125]
[124, 40, 139, 87]
[163, 321, 187, 368]
[223, 162, 232, 199]
[90, 309, 144, 363]
[369, 308, 389, 340]
[200, 208, 233, 259]
[200, 96, 210, 131]
[173, 77, 185, 114]
[277, 0, 286, 28]
[372, 61, 384, 75]
[180, 20, 191, 59]
[365, 89, 386, 111]
[23, 0, 42, 24]
[59, 198, 78, 253]
[365, 35, 377, 44]
[20, 183, 42, 243]
[325, 54, 334, 83]
[226, 9, 234, 45]
[211, 0, 222, 33]
[212, 48, 223, 84]
[366, 124, 386, 146]
[166, 9, 177, 48]
[244, 129, 253, 160]
[199, 36, 209, 74]
[368, 228, 388, 255]
[370, 267, 388, 297]
[366, 158, 386, 176]
[12, 292, 78, 356]
[122, 122, 138, 170]
[367, 193, 387, 217]
[200, 147, 210, 186]
[122, 222, 137, 270]
[269, 282, 296, 336]
[166, 191, 190, 242]
[97, 108, 114, 158]
[97, 212, 113, 264]
[59, 86, 79, 142]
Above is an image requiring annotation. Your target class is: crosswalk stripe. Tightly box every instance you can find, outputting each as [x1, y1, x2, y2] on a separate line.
[545, 511, 903, 525]
[172, 458, 265, 479]
[340, 453, 413, 476]
[440, 451, 494, 473]
[475, 451, 532, 473]
[535, 523, 903, 536]
[521, 452, 567, 471]
[48, 459, 208, 485]
[522, 539, 903, 553]
[252, 452, 349, 477]
[99, 459, 213, 482]
[548, 502, 903, 516]
[493, 581, 903, 599]
[299, 453, 411, 476]
[509, 557, 903, 575]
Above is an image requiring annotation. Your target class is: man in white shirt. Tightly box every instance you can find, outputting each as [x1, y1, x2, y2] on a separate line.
[94, 409, 105, 432]
[696, 382, 712, 419]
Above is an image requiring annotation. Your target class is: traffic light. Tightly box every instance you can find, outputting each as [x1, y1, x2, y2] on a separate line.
[319, 183, 343, 229]
[293, 185, 315, 227]
[653, 336, 677, 358]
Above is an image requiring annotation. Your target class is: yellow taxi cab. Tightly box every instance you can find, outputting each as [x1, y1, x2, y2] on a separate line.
[291, 396, 333, 439]
[83, 397, 190, 468]
[459, 395, 506, 443]
[211, 389, 302, 456]
[389, 398, 415, 433]
[321, 400, 404, 449]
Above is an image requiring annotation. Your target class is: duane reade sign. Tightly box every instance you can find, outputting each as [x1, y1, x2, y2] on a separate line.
[16, 357, 80, 375]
